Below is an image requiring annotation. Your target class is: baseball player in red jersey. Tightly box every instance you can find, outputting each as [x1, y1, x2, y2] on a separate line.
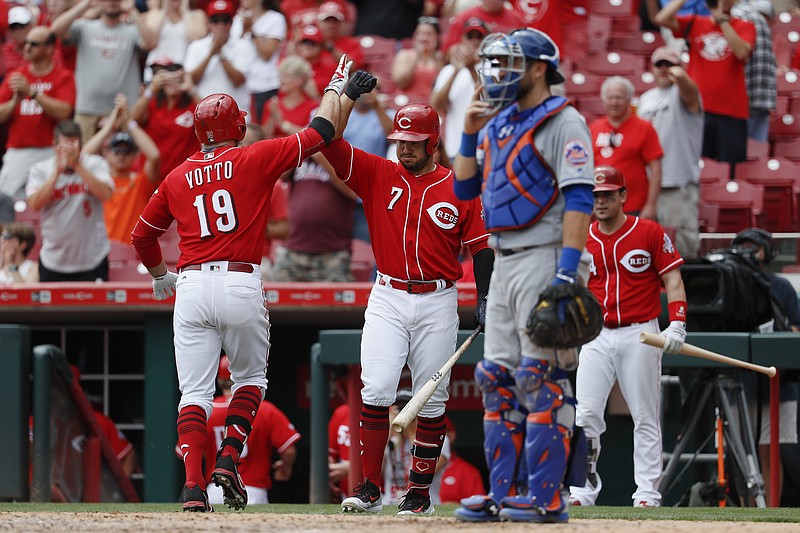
[568, 166, 687, 508]
[206, 356, 300, 505]
[130, 55, 353, 512]
[328, 403, 351, 501]
[321, 72, 494, 516]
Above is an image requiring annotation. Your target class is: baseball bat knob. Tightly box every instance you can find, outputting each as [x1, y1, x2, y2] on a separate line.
[767, 366, 777, 378]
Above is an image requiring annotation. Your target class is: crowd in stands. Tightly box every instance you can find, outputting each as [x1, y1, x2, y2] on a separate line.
[0, 0, 798, 284]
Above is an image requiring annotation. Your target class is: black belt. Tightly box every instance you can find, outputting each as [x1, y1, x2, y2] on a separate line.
[497, 245, 540, 257]
[181, 262, 256, 274]
[379, 277, 454, 294]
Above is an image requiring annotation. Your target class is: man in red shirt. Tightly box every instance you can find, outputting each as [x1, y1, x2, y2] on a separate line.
[568, 166, 687, 508]
[317, 1, 363, 69]
[0, 25, 74, 200]
[439, 417, 485, 504]
[327, 402, 351, 501]
[441, 0, 525, 54]
[590, 76, 663, 220]
[206, 355, 300, 505]
[130, 55, 351, 512]
[323, 73, 493, 516]
[294, 25, 340, 98]
[653, 0, 755, 171]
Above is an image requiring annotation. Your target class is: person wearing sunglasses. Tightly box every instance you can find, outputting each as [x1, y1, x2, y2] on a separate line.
[83, 93, 161, 244]
[0, 25, 75, 202]
[184, 0, 257, 116]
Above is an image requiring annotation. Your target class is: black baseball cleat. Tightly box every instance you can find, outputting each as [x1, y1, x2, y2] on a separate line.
[181, 483, 213, 513]
[341, 480, 383, 513]
[211, 454, 248, 510]
[397, 490, 434, 516]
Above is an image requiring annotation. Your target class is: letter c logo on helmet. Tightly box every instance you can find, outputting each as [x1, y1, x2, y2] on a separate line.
[386, 104, 440, 155]
[194, 93, 248, 144]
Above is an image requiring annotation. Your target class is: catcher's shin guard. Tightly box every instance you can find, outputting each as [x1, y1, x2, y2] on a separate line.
[475, 360, 527, 500]
[515, 359, 575, 512]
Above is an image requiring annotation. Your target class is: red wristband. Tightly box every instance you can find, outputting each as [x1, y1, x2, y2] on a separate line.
[669, 300, 687, 322]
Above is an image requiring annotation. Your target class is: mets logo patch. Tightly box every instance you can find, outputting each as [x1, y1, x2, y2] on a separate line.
[563, 140, 589, 166]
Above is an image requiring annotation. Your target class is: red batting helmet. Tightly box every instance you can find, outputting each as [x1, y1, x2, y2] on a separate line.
[217, 354, 231, 381]
[387, 104, 440, 155]
[194, 93, 247, 144]
[593, 166, 626, 192]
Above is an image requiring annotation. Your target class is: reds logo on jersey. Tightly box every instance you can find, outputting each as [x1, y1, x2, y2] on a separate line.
[695, 32, 731, 62]
[426, 202, 459, 230]
[620, 248, 652, 273]
[516, 0, 548, 23]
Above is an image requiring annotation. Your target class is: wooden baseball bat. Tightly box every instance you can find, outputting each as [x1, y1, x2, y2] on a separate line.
[639, 332, 776, 378]
[391, 325, 482, 432]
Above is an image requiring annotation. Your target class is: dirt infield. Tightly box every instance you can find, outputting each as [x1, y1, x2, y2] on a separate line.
[0, 513, 797, 532]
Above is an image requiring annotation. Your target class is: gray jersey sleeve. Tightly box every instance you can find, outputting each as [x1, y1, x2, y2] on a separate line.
[535, 106, 594, 190]
[82, 154, 114, 192]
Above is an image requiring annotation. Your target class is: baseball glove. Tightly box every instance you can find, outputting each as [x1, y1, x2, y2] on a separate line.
[526, 283, 603, 349]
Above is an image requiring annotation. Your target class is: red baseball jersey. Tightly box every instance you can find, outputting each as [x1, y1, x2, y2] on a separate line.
[0, 64, 76, 148]
[322, 139, 490, 281]
[207, 398, 300, 490]
[590, 115, 663, 213]
[439, 453, 486, 504]
[327, 403, 351, 497]
[586, 216, 683, 327]
[132, 133, 324, 269]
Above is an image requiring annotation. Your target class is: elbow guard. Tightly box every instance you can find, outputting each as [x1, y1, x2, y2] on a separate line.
[454, 174, 482, 200]
[309, 116, 335, 146]
[562, 184, 594, 215]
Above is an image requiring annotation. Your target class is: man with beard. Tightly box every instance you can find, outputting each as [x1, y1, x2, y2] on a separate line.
[452, 28, 594, 523]
[51, 0, 157, 142]
[320, 73, 494, 516]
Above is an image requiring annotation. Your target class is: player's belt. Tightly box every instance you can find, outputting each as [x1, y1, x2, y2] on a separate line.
[497, 245, 540, 257]
[378, 277, 455, 294]
[181, 261, 256, 274]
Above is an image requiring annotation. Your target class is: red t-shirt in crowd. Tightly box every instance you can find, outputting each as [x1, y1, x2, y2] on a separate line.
[0, 63, 76, 148]
[439, 453, 485, 504]
[207, 398, 301, 490]
[261, 93, 319, 136]
[308, 51, 340, 98]
[442, 6, 526, 52]
[509, 0, 562, 52]
[141, 98, 198, 181]
[586, 216, 683, 327]
[590, 114, 663, 213]
[675, 15, 755, 119]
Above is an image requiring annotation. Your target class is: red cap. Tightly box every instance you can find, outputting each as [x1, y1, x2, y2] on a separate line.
[318, 1, 345, 21]
[217, 354, 231, 381]
[463, 17, 489, 37]
[300, 25, 324, 44]
[593, 166, 626, 192]
[206, 0, 236, 18]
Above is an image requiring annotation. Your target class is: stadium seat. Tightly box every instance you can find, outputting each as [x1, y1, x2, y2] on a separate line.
[773, 137, 800, 161]
[699, 180, 765, 232]
[746, 138, 770, 161]
[564, 71, 604, 98]
[699, 158, 730, 186]
[768, 113, 800, 141]
[776, 95, 790, 115]
[774, 12, 800, 57]
[609, 31, 665, 58]
[631, 71, 657, 95]
[574, 96, 606, 122]
[359, 35, 400, 94]
[587, 16, 612, 56]
[697, 201, 719, 233]
[610, 15, 643, 38]
[777, 70, 800, 99]
[590, 0, 635, 16]
[584, 51, 645, 77]
[735, 158, 799, 232]
[109, 241, 149, 282]
[350, 239, 375, 282]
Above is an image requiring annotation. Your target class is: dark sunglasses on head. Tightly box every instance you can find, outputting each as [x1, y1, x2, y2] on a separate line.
[153, 63, 183, 72]
[418, 16, 439, 25]
[110, 145, 136, 155]
[9, 23, 28, 30]
[654, 60, 676, 68]
[209, 15, 233, 24]
[1, 233, 14, 240]
[25, 40, 48, 48]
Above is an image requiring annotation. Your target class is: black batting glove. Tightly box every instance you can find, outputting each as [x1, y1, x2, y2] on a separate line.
[475, 294, 488, 328]
[345, 70, 378, 101]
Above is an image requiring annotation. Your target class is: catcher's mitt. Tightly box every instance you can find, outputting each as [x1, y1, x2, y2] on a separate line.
[526, 283, 603, 349]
